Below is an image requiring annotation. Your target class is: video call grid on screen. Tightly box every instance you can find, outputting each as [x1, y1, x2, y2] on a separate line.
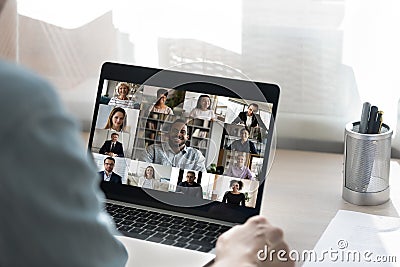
[92, 79, 274, 209]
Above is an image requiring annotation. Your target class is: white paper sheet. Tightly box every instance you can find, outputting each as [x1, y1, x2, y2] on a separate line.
[302, 210, 400, 266]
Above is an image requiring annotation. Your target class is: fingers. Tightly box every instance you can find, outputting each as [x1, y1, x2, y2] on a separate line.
[245, 215, 284, 245]
[214, 215, 293, 267]
[264, 224, 284, 246]
[248, 214, 269, 224]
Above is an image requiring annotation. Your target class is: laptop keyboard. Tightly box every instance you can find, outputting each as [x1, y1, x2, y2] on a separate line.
[105, 203, 231, 252]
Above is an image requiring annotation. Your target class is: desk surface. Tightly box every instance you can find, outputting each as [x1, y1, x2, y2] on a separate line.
[262, 149, 400, 255]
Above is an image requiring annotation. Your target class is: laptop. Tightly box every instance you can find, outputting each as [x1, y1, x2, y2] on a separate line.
[88, 62, 280, 265]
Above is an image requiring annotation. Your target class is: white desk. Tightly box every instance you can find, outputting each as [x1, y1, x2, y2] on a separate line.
[262, 149, 400, 256]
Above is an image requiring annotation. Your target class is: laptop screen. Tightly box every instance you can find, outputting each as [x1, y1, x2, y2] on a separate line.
[89, 63, 279, 223]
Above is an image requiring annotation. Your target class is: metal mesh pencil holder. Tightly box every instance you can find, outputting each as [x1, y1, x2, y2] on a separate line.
[343, 121, 392, 205]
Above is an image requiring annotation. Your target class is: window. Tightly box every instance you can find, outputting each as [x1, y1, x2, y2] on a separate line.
[2, 0, 399, 156]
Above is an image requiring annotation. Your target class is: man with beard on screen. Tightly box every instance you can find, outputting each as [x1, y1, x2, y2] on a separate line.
[141, 119, 206, 173]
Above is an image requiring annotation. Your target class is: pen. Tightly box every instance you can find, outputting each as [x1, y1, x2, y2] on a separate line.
[367, 106, 378, 134]
[376, 111, 383, 133]
[371, 110, 383, 134]
[359, 102, 371, 134]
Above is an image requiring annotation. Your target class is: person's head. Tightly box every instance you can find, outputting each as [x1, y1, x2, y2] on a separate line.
[155, 88, 168, 106]
[103, 157, 115, 173]
[186, 171, 196, 184]
[111, 133, 119, 142]
[229, 180, 243, 192]
[168, 119, 189, 148]
[247, 103, 259, 116]
[240, 128, 250, 142]
[236, 154, 246, 167]
[115, 82, 130, 98]
[105, 107, 126, 131]
[196, 95, 212, 110]
[144, 166, 155, 179]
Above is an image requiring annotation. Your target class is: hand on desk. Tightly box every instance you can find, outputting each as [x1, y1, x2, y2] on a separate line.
[212, 216, 294, 267]
[106, 152, 118, 157]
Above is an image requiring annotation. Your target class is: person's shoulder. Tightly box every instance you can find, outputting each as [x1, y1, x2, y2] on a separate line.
[113, 172, 122, 178]
[187, 146, 204, 156]
[147, 143, 161, 151]
[0, 60, 42, 83]
[0, 60, 57, 100]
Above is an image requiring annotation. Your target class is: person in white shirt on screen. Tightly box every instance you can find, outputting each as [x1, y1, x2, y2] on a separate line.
[108, 82, 136, 109]
[150, 88, 174, 115]
[189, 94, 217, 121]
[141, 119, 207, 173]
[138, 166, 160, 190]
[0, 8, 292, 265]
[98, 157, 122, 184]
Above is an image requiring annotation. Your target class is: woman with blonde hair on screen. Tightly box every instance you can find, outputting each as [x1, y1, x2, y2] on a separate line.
[108, 82, 135, 108]
[138, 166, 160, 190]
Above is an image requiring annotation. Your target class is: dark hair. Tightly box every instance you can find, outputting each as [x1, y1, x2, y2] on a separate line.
[229, 180, 243, 190]
[155, 89, 169, 106]
[157, 88, 168, 98]
[104, 157, 115, 163]
[186, 171, 196, 177]
[240, 128, 250, 135]
[196, 95, 212, 109]
[144, 166, 155, 179]
[249, 103, 259, 111]
[111, 133, 119, 137]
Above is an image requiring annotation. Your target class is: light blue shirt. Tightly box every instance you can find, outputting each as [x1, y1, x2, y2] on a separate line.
[225, 165, 254, 180]
[141, 142, 207, 173]
[0, 60, 127, 267]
